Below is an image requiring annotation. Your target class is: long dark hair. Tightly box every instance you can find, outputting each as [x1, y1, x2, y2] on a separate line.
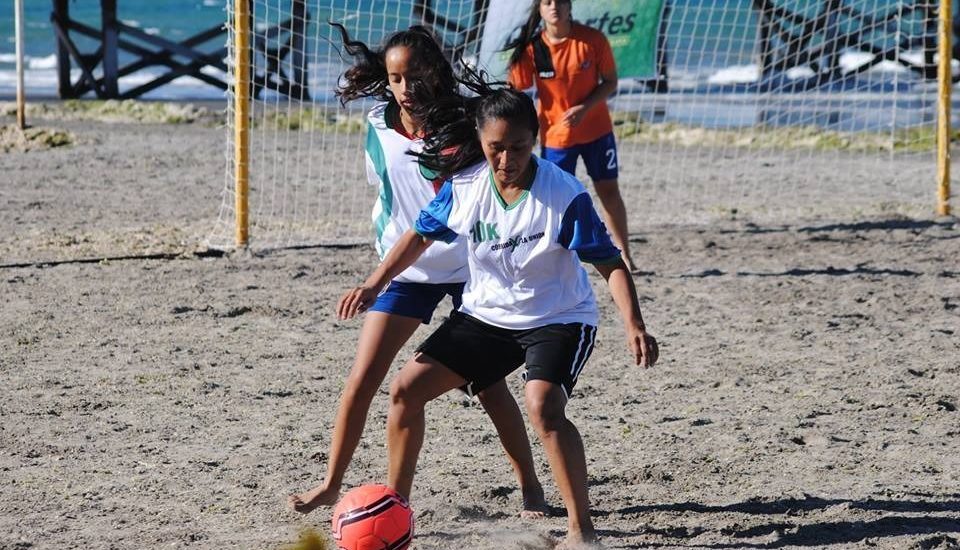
[504, 0, 572, 68]
[329, 22, 457, 106]
[411, 65, 539, 178]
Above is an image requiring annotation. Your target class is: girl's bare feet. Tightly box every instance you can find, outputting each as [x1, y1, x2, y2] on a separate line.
[553, 535, 604, 549]
[520, 485, 549, 519]
[287, 483, 340, 514]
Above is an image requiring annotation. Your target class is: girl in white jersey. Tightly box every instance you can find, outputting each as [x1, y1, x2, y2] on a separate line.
[288, 24, 546, 517]
[338, 82, 659, 548]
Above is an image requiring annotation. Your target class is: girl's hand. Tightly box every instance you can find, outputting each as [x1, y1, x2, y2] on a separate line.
[628, 324, 659, 368]
[337, 285, 379, 320]
[562, 105, 587, 127]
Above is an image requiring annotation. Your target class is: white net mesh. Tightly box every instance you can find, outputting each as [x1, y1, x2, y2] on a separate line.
[211, 0, 945, 250]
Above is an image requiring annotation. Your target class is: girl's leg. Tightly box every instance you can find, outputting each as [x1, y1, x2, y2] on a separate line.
[476, 381, 548, 517]
[524, 380, 596, 545]
[592, 178, 638, 273]
[288, 312, 422, 513]
[387, 352, 467, 500]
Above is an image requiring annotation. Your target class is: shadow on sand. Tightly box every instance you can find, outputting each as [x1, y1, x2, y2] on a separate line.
[716, 219, 956, 235]
[596, 494, 960, 548]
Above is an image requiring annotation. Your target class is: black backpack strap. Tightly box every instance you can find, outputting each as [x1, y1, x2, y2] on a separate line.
[532, 31, 556, 79]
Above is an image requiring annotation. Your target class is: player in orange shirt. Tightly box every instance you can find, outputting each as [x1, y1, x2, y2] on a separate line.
[507, 0, 639, 273]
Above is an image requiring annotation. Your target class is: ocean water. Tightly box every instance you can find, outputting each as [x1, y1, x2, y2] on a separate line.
[0, 0, 231, 98]
[0, 0, 945, 130]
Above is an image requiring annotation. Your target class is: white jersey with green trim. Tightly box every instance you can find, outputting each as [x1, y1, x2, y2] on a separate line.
[366, 102, 467, 284]
[415, 157, 622, 330]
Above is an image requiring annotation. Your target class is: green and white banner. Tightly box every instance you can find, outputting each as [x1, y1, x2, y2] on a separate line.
[477, 0, 665, 79]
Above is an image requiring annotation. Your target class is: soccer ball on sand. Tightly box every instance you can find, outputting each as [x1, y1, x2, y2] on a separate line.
[331, 484, 414, 550]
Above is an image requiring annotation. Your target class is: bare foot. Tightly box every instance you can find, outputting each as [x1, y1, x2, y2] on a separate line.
[553, 536, 604, 550]
[520, 486, 549, 519]
[287, 483, 340, 514]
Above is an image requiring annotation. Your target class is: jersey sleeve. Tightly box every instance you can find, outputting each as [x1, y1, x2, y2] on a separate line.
[414, 179, 459, 244]
[557, 192, 621, 264]
[508, 47, 535, 91]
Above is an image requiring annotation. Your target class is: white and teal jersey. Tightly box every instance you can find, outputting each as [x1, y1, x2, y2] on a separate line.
[366, 102, 467, 284]
[414, 156, 621, 330]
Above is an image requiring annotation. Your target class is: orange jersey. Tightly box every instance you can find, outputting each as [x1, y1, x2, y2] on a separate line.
[508, 24, 616, 148]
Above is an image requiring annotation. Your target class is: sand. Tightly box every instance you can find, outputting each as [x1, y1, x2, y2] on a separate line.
[1, 110, 959, 550]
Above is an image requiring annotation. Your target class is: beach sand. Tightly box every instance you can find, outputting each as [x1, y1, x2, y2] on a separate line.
[1, 110, 959, 549]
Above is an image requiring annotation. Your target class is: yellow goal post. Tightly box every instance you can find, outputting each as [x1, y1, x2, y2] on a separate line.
[937, 0, 952, 217]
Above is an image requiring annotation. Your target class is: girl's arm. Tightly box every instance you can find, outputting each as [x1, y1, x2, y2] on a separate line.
[594, 260, 659, 368]
[580, 68, 619, 113]
[563, 41, 619, 127]
[337, 230, 433, 319]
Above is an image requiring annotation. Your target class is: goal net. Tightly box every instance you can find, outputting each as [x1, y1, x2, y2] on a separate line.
[210, 0, 947, 250]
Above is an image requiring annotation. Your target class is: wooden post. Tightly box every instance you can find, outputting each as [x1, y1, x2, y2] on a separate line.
[235, 0, 251, 247]
[754, 0, 774, 80]
[938, 0, 952, 216]
[822, 0, 842, 79]
[655, 0, 669, 93]
[52, 0, 71, 98]
[101, 0, 120, 97]
[15, 0, 26, 129]
[290, 0, 308, 100]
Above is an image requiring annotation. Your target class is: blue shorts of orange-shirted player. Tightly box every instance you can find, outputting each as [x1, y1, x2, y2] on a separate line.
[541, 132, 619, 181]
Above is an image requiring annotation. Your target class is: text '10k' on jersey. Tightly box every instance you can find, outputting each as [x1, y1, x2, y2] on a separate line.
[366, 102, 468, 284]
[414, 157, 621, 330]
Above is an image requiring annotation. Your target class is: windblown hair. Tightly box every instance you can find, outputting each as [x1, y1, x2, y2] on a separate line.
[503, 0, 572, 68]
[410, 65, 539, 178]
[329, 22, 457, 106]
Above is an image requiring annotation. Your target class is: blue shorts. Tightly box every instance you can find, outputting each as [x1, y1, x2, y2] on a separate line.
[368, 280, 465, 324]
[542, 132, 619, 181]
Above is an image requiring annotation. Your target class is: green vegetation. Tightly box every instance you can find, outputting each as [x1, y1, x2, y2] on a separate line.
[1, 100, 216, 124]
[259, 107, 365, 133]
[60, 99, 212, 124]
[611, 111, 957, 153]
[0, 124, 73, 152]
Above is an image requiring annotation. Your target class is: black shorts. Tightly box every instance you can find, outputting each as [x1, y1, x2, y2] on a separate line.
[416, 311, 597, 398]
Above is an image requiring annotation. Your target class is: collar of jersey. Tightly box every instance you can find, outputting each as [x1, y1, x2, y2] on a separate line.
[385, 101, 418, 140]
[488, 157, 537, 211]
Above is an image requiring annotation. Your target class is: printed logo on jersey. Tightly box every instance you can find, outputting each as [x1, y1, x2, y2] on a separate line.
[489, 231, 545, 253]
[470, 220, 500, 243]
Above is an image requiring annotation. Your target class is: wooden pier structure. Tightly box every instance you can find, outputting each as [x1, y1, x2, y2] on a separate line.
[50, 0, 310, 100]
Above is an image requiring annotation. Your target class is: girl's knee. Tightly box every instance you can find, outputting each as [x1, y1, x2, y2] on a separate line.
[343, 369, 382, 402]
[525, 394, 566, 434]
[389, 375, 409, 403]
[389, 373, 426, 412]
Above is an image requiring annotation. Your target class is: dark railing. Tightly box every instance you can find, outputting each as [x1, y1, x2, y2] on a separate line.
[50, 0, 310, 100]
[51, 0, 228, 99]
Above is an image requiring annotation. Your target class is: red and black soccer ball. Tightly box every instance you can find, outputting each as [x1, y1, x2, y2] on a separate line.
[331, 484, 414, 550]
